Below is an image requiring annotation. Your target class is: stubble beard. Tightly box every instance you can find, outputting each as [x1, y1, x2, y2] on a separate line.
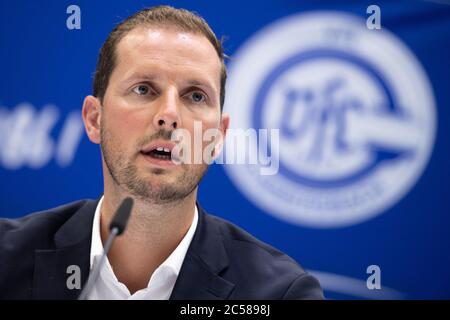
[100, 124, 208, 205]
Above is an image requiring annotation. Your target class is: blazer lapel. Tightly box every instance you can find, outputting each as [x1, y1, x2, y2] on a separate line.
[170, 204, 235, 300]
[32, 199, 235, 299]
[32, 199, 98, 299]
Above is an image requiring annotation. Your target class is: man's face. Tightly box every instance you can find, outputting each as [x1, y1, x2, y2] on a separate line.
[95, 27, 228, 204]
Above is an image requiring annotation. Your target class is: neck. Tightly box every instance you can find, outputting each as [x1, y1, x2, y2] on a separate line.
[100, 183, 197, 294]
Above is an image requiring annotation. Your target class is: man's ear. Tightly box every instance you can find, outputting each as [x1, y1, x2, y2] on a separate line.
[82, 95, 102, 144]
[213, 112, 230, 158]
[220, 112, 230, 137]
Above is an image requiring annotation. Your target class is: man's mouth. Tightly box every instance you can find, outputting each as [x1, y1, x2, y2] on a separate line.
[141, 147, 172, 161]
[140, 141, 177, 165]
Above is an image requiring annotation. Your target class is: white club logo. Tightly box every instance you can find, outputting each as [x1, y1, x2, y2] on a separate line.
[223, 12, 436, 228]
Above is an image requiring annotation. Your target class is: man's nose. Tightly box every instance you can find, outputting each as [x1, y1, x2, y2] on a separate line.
[153, 89, 181, 130]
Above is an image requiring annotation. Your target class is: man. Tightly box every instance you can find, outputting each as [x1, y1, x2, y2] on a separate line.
[0, 6, 323, 300]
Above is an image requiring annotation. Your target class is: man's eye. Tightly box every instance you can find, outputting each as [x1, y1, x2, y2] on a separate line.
[132, 85, 149, 95]
[190, 92, 206, 103]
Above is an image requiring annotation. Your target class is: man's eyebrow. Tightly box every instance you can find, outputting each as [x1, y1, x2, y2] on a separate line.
[121, 73, 158, 84]
[185, 79, 216, 91]
[186, 79, 219, 102]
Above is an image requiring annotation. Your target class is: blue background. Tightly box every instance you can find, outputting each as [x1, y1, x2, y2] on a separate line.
[1, 0, 449, 299]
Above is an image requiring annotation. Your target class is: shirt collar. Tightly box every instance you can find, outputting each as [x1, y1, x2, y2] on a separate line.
[89, 196, 199, 279]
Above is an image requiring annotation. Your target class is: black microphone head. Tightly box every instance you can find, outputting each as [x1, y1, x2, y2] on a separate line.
[109, 197, 133, 235]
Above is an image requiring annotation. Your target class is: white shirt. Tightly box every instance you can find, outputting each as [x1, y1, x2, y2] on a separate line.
[87, 196, 198, 300]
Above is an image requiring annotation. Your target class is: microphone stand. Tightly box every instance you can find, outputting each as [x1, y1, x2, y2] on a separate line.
[78, 197, 133, 300]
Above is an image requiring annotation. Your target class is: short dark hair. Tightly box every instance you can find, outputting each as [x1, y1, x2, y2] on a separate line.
[93, 5, 227, 109]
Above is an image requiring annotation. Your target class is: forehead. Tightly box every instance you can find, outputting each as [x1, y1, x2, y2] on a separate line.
[113, 26, 222, 85]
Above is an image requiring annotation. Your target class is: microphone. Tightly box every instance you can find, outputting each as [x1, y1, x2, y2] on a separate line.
[78, 197, 134, 300]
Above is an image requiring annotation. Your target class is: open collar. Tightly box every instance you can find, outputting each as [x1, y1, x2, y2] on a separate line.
[32, 198, 234, 299]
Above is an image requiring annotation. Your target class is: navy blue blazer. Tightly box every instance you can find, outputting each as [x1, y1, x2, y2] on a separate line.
[0, 199, 324, 299]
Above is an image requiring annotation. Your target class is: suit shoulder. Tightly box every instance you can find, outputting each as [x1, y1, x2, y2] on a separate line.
[0, 200, 90, 248]
[204, 212, 323, 299]
[206, 213, 304, 272]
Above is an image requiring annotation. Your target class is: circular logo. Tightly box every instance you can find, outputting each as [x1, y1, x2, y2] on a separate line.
[223, 11, 436, 228]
